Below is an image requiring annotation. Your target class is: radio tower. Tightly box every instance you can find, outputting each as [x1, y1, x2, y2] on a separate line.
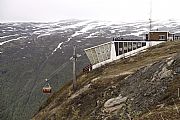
[149, 0, 152, 31]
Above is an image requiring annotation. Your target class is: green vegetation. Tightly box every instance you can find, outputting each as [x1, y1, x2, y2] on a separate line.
[32, 40, 180, 120]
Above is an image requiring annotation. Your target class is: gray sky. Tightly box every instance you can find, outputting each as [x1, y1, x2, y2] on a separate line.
[0, 0, 180, 22]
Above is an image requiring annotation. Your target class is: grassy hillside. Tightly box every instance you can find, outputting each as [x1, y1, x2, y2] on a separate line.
[33, 40, 180, 120]
[0, 36, 89, 120]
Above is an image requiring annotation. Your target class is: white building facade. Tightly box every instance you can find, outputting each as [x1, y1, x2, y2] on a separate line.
[84, 40, 164, 69]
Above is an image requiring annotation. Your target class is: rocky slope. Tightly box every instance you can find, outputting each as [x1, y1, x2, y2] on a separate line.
[33, 40, 180, 120]
[0, 19, 180, 120]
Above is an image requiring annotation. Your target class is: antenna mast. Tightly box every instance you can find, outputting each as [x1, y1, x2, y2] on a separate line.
[149, 0, 152, 31]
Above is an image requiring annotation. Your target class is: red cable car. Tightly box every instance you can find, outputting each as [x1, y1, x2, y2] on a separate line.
[42, 86, 52, 93]
[42, 79, 52, 94]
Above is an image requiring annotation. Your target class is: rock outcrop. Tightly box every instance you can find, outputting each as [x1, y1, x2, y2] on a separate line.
[104, 94, 127, 113]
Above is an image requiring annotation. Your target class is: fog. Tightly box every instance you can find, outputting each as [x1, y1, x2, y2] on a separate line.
[0, 0, 180, 22]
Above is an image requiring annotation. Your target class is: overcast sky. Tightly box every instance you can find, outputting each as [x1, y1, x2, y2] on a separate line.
[0, 0, 180, 22]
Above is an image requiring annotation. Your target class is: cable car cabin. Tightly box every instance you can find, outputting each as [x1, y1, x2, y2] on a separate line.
[42, 86, 52, 94]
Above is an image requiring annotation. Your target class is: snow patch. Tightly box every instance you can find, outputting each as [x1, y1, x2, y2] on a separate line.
[67, 21, 96, 41]
[7, 27, 13, 29]
[52, 42, 63, 54]
[33, 31, 42, 35]
[61, 20, 92, 30]
[0, 36, 27, 46]
[85, 32, 99, 38]
[76, 40, 82, 43]
[71, 31, 82, 38]
[0, 34, 19, 39]
[126, 30, 145, 36]
[67, 38, 71, 42]
[37, 33, 51, 38]
[34, 21, 96, 41]
[62, 20, 103, 42]
[7, 30, 14, 31]
[110, 30, 115, 33]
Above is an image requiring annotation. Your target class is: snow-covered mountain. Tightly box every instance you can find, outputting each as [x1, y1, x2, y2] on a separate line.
[0, 19, 180, 120]
[1, 19, 180, 54]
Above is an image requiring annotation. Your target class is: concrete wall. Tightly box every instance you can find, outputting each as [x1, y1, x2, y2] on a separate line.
[84, 42, 111, 66]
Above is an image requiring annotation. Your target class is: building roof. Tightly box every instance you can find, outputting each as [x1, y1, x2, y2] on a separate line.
[149, 31, 170, 33]
[175, 33, 180, 36]
[144, 31, 175, 35]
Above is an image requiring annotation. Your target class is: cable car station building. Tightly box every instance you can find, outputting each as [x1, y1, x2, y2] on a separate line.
[84, 31, 177, 69]
[145, 31, 175, 41]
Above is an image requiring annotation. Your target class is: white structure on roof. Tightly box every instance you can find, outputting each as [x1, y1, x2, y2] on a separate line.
[84, 40, 164, 69]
